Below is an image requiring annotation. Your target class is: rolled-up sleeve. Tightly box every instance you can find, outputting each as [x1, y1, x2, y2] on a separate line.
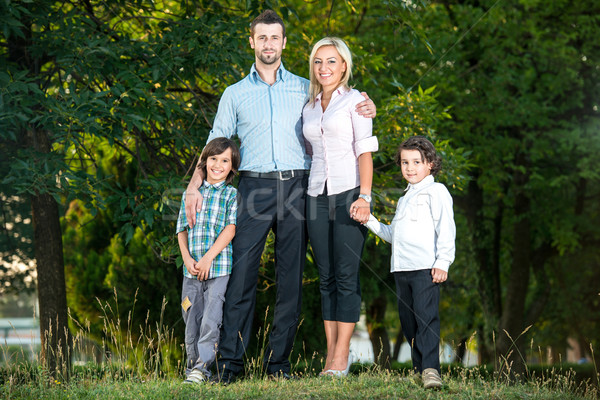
[350, 93, 377, 156]
[354, 136, 378, 156]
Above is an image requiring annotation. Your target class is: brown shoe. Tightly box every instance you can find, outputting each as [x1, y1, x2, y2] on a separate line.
[422, 368, 442, 389]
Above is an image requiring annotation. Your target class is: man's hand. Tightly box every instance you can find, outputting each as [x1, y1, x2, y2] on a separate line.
[431, 268, 448, 284]
[355, 92, 377, 118]
[184, 188, 203, 229]
[196, 256, 212, 281]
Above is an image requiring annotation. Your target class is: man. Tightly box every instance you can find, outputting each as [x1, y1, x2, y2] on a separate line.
[184, 10, 375, 382]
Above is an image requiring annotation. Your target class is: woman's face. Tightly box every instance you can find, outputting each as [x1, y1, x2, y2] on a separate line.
[313, 45, 346, 93]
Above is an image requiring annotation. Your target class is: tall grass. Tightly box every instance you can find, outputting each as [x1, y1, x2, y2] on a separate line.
[1, 297, 598, 400]
[1, 288, 183, 388]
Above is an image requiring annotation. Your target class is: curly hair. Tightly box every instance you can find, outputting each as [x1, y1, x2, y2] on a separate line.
[394, 135, 442, 176]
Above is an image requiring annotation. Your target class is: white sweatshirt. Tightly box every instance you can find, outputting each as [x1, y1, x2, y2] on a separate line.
[365, 175, 456, 272]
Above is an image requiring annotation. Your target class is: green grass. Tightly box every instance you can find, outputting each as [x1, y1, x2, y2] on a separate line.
[2, 368, 598, 400]
[2, 294, 597, 399]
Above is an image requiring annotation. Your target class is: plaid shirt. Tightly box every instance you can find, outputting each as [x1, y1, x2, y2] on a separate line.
[176, 180, 237, 279]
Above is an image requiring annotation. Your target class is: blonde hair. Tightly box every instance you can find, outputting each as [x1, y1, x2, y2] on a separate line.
[308, 37, 353, 106]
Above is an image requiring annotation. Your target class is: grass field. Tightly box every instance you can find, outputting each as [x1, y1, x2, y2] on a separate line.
[2, 365, 598, 400]
[2, 297, 597, 399]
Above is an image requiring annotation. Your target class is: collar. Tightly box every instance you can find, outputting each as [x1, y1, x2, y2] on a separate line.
[316, 86, 349, 102]
[405, 174, 434, 192]
[202, 180, 227, 190]
[250, 62, 287, 83]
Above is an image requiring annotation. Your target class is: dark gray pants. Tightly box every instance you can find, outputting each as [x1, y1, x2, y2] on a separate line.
[307, 187, 367, 323]
[217, 175, 308, 375]
[182, 275, 229, 376]
[393, 269, 441, 373]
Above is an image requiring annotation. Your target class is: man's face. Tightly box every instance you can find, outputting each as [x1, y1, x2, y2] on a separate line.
[249, 23, 286, 66]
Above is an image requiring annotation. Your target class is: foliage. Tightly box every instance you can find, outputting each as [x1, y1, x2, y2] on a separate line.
[1, 0, 467, 365]
[3, 0, 599, 376]
[0, 0, 250, 370]
[404, 0, 600, 368]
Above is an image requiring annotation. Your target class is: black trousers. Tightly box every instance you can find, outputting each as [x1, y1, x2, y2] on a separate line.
[393, 269, 441, 373]
[306, 187, 367, 323]
[217, 175, 307, 375]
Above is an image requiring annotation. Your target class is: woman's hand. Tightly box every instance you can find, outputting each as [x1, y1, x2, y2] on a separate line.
[350, 198, 370, 224]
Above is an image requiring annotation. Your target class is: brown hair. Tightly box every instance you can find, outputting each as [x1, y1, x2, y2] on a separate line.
[395, 135, 442, 176]
[198, 137, 240, 184]
[250, 9, 286, 38]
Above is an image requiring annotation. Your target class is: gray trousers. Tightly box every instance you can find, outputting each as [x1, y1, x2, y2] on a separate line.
[181, 275, 229, 376]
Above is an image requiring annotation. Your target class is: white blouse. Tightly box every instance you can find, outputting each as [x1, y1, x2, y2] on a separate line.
[302, 87, 378, 196]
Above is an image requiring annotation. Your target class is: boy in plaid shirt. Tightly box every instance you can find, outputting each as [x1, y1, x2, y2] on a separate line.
[176, 137, 240, 384]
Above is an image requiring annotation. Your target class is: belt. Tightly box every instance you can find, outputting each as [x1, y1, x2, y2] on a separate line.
[239, 170, 308, 181]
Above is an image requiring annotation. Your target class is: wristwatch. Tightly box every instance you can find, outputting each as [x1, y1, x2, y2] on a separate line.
[358, 194, 372, 203]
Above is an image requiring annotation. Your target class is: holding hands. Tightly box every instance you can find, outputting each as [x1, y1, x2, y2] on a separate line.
[349, 198, 370, 224]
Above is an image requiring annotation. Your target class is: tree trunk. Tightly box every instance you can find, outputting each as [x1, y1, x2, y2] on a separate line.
[29, 128, 71, 378]
[477, 325, 494, 365]
[497, 154, 531, 379]
[392, 328, 404, 362]
[366, 295, 391, 368]
[455, 336, 467, 364]
[8, 3, 71, 378]
[456, 177, 502, 363]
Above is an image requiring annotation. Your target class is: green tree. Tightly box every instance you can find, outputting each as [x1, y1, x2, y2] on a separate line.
[405, 0, 600, 374]
[1, 0, 480, 376]
[283, 0, 470, 366]
[0, 0, 249, 374]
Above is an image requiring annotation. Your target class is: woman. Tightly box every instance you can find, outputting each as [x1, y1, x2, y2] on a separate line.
[302, 37, 378, 377]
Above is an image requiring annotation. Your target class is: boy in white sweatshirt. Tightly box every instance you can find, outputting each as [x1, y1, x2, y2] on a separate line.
[363, 136, 455, 389]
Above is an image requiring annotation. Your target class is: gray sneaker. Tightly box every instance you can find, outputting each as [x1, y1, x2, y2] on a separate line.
[184, 369, 207, 384]
[422, 368, 442, 389]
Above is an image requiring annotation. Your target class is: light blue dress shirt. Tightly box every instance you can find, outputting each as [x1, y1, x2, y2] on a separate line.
[206, 63, 311, 172]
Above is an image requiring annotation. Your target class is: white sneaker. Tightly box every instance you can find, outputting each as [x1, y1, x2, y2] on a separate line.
[183, 369, 207, 384]
[422, 368, 442, 389]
